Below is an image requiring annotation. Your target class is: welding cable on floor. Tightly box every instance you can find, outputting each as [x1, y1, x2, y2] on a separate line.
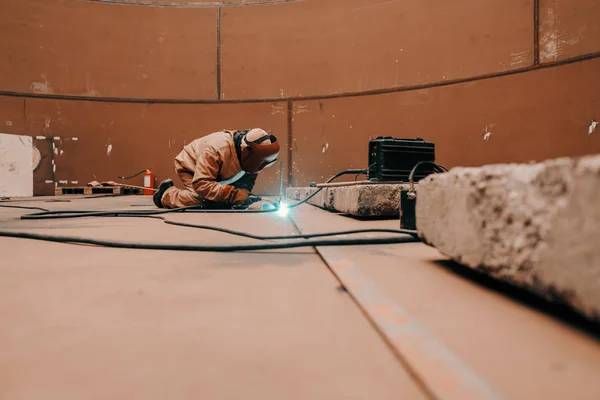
[0, 229, 419, 252]
[0, 167, 422, 248]
[19, 205, 274, 220]
[1, 198, 419, 241]
[293, 168, 367, 207]
[4, 208, 418, 240]
[159, 218, 419, 239]
[18, 168, 369, 220]
[0, 204, 50, 212]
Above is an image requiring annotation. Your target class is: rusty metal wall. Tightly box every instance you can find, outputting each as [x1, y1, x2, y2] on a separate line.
[221, 0, 534, 99]
[82, 0, 299, 4]
[0, 0, 598, 195]
[0, 97, 24, 135]
[290, 58, 600, 187]
[0, 0, 218, 99]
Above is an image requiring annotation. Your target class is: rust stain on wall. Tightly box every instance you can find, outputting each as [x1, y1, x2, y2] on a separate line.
[539, 0, 600, 63]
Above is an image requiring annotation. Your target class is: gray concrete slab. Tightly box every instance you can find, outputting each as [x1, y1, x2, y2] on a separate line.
[416, 155, 600, 321]
[287, 183, 410, 217]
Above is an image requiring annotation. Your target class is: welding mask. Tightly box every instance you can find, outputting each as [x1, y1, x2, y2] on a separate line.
[240, 129, 280, 174]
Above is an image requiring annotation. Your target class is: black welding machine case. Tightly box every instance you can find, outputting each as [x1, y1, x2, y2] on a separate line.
[367, 137, 436, 182]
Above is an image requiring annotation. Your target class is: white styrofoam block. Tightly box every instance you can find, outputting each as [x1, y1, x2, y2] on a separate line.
[0, 133, 34, 197]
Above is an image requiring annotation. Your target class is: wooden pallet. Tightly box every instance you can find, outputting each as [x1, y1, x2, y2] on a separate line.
[54, 186, 143, 196]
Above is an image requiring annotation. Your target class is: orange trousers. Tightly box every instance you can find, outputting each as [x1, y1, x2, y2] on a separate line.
[161, 160, 202, 208]
[161, 160, 257, 209]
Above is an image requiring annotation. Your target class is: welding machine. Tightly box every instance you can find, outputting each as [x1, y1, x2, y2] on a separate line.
[367, 137, 436, 182]
[366, 137, 436, 230]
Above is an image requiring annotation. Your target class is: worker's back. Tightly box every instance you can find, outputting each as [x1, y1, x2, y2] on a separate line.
[175, 130, 244, 184]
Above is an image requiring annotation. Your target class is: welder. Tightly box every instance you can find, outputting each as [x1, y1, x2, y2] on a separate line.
[153, 128, 280, 209]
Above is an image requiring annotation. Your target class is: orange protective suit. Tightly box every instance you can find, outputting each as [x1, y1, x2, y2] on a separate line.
[161, 130, 256, 209]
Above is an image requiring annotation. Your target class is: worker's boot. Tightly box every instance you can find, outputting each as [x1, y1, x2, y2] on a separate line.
[153, 179, 174, 208]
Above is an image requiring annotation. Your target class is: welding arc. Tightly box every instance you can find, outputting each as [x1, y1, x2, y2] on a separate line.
[0, 229, 419, 252]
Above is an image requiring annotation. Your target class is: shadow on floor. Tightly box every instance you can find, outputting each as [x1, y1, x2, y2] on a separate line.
[433, 259, 600, 341]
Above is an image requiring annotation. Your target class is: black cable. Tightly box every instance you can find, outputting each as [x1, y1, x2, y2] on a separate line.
[2, 205, 419, 242]
[0, 230, 419, 252]
[118, 170, 148, 180]
[0, 204, 50, 212]
[20, 206, 273, 220]
[288, 168, 366, 208]
[3, 203, 418, 240]
[1, 167, 421, 250]
[5, 206, 418, 240]
[408, 161, 448, 182]
[0, 193, 130, 202]
[162, 219, 418, 239]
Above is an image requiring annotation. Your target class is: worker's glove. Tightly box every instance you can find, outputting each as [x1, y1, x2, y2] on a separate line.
[248, 195, 262, 204]
[231, 189, 251, 206]
[232, 195, 263, 210]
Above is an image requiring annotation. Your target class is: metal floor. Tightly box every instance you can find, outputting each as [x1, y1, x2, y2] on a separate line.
[1, 196, 599, 400]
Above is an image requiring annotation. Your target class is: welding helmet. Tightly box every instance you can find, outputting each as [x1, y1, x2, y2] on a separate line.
[240, 128, 280, 174]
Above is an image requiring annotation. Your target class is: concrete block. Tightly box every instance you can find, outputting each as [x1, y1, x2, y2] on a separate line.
[287, 184, 410, 217]
[416, 155, 600, 321]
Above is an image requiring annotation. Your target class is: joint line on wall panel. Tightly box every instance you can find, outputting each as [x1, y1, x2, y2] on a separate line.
[287, 100, 294, 186]
[217, 7, 222, 100]
[534, 0, 540, 65]
[80, 0, 303, 8]
[2, 52, 599, 105]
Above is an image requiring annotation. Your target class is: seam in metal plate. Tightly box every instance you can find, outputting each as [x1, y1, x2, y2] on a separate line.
[311, 243, 504, 400]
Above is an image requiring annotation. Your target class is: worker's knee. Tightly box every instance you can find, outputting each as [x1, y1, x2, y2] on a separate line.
[161, 187, 201, 209]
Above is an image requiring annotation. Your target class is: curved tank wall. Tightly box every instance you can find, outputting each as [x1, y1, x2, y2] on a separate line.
[0, 0, 598, 194]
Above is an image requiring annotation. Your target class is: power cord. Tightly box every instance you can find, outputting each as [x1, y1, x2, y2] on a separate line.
[0, 229, 419, 252]
[159, 216, 418, 240]
[408, 161, 448, 196]
[0, 204, 50, 212]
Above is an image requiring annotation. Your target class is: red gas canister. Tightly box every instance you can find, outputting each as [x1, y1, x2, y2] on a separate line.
[143, 169, 155, 195]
